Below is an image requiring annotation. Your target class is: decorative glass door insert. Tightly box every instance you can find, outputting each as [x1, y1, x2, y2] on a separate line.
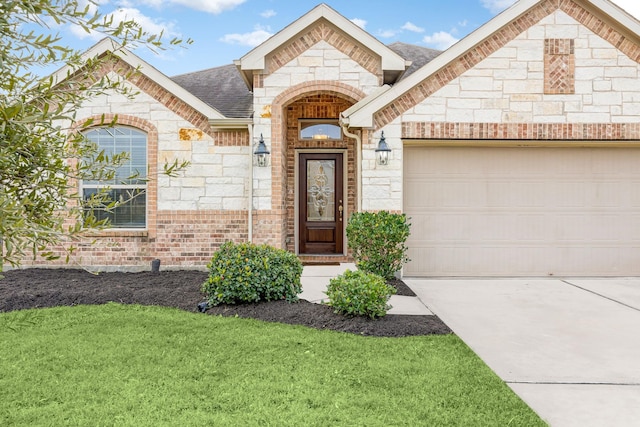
[298, 153, 344, 254]
[306, 160, 335, 222]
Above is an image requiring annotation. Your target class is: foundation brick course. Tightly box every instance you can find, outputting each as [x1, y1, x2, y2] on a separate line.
[21, 210, 248, 269]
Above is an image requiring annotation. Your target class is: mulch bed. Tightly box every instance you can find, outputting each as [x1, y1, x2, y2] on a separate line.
[0, 269, 451, 337]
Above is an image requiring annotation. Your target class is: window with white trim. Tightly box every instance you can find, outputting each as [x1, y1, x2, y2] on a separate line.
[82, 127, 147, 228]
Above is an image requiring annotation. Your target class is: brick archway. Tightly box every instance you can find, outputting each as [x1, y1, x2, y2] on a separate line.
[269, 81, 366, 257]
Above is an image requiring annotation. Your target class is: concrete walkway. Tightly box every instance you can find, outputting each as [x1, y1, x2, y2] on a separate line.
[404, 277, 640, 427]
[300, 263, 432, 315]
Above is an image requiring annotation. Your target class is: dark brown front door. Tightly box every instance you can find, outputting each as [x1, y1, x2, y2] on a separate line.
[299, 153, 344, 254]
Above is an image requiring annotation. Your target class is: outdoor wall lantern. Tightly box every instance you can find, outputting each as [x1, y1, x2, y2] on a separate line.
[375, 131, 391, 165]
[254, 134, 270, 167]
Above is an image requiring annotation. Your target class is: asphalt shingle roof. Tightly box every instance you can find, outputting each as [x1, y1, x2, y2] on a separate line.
[170, 64, 253, 119]
[170, 42, 441, 119]
[387, 42, 442, 80]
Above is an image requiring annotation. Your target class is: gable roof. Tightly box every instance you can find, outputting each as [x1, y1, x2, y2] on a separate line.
[235, 3, 409, 89]
[342, 0, 640, 129]
[170, 42, 441, 119]
[53, 38, 226, 120]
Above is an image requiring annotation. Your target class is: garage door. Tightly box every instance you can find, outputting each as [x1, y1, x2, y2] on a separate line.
[403, 146, 640, 277]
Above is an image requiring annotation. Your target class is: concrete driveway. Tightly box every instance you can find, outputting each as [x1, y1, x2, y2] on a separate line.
[403, 278, 640, 427]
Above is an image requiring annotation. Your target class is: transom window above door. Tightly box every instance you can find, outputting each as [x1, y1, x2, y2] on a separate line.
[299, 120, 342, 140]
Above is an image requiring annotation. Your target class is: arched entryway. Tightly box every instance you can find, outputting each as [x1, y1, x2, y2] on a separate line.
[271, 83, 364, 261]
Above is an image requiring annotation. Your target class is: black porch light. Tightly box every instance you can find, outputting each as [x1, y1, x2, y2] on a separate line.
[254, 133, 270, 167]
[375, 131, 391, 165]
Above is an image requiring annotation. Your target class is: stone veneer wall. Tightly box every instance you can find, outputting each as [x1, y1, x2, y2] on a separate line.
[400, 10, 640, 125]
[251, 33, 379, 251]
[19, 72, 251, 269]
[374, 0, 640, 129]
[364, 4, 640, 213]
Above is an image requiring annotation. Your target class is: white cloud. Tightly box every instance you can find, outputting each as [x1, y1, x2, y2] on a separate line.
[611, 0, 640, 19]
[402, 22, 425, 33]
[479, 0, 640, 19]
[350, 18, 367, 29]
[260, 9, 276, 18]
[220, 25, 272, 47]
[378, 29, 399, 38]
[69, 7, 179, 41]
[422, 31, 459, 50]
[136, 0, 245, 14]
[480, 0, 516, 14]
[478, 0, 639, 19]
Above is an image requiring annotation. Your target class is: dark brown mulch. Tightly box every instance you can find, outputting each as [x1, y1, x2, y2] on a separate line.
[0, 269, 451, 337]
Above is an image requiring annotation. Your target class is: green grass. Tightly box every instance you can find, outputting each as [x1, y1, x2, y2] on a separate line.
[0, 304, 545, 426]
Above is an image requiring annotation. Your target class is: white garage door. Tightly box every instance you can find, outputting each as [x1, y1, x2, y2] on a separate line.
[404, 146, 640, 277]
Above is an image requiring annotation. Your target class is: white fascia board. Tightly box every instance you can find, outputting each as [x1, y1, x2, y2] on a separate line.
[52, 38, 226, 120]
[587, 0, 640, 35]
[340, 85, 391, 127]
[239, 4, 405, 72]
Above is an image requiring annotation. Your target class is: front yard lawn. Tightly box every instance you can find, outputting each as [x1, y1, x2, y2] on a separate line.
[0, 304, 545, 426]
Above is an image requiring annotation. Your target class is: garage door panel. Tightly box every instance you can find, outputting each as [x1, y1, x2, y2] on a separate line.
[404, 146, 640, 276]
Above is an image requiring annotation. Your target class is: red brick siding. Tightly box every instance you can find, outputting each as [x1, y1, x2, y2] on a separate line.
[402, 121, 640, 140]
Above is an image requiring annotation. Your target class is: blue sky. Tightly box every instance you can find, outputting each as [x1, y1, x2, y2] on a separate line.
[49, 0, 640, 77]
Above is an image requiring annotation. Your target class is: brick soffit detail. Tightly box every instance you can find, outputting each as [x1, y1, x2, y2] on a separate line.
[374, 0, 640, 130]
[266, 21, 382, 78]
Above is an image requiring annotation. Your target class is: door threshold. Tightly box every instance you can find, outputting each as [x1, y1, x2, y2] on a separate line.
[301, 261, 341, 266]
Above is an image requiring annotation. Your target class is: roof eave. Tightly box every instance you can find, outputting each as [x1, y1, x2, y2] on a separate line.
[237, 4, 406, 84]
[52, 38, 226, 120]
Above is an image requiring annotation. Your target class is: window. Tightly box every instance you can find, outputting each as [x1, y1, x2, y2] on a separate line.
[299, 120, 342, 140]
[82, 127, 147, 228]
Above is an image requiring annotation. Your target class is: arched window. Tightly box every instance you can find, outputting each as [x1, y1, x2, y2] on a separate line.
[81, 127, 147, 228]
[299, 120, 342, 140]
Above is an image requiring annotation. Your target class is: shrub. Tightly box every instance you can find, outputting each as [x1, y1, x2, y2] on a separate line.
[202, 241, 303, 306]
[326, 270, 396, 318]
[346, 211, 411, 280]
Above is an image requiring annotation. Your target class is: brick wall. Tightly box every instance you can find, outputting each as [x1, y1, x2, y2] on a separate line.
[21, 210, 248, 270]
[283, 94, 356, 256]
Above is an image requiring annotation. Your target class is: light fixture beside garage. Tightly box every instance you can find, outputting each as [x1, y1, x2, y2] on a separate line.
[375, 131, 391, 165]
[254, 133, 270, 167]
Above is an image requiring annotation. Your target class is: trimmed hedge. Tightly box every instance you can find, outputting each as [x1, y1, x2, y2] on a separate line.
[346, 211, 411, 280]
[202, 242, 303, 306]
[326, 269, 396, 318]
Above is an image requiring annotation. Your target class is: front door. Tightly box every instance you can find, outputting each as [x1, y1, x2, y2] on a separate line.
[298, 153, 344, 254]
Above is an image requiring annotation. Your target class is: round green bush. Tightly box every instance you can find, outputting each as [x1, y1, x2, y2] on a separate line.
[346, 211, 411, 280]
[326, 269, 396, 318]
[202, 241, 303, 306]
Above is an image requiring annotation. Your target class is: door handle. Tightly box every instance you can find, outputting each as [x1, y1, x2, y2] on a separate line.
[338, 200, 343, 222]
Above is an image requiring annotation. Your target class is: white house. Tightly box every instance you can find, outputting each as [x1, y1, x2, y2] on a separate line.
[33, 0, 640, 276]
